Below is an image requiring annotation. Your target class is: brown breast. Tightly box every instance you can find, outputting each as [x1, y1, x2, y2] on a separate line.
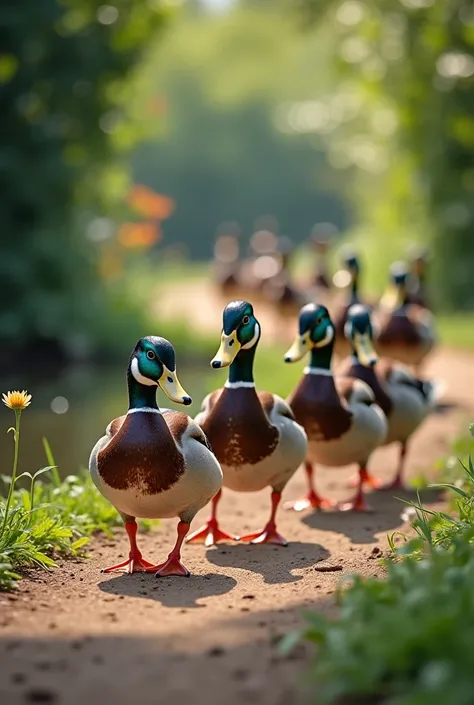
[378, 310, 422, 346]
[201, 388, 279, 467]
[98, 411, 186, 494]
[288, 374, 353, 442]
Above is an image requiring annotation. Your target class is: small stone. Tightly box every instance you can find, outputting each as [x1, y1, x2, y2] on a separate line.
[314, 564, 343, 573]
[24, 688, 57, 703]
[242, 594, 255, 600]
[208, 647, 225, 657]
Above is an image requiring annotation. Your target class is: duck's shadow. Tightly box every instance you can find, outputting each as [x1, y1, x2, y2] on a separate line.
[205, 541, 330, 584]
[98, 572, 237, 608]
[300, 486, 441, 544]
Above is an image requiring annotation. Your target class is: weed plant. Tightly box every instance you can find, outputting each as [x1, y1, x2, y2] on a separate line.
[288, 425, 474, 705]
[0, 393, 123, 590]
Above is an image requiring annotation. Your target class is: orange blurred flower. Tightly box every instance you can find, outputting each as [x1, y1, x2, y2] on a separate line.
[127, 185, 175, 220]
[118, 222, 162, 249]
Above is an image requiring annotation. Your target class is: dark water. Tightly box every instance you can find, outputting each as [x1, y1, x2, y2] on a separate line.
[0, 362, 215, 479]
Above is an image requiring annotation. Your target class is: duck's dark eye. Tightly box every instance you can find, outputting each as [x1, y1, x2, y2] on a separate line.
[146, 350, 155, 360]
[242, 315, 250, 325]
[167, 376, 173, 384]
[315, 317, 323, 325]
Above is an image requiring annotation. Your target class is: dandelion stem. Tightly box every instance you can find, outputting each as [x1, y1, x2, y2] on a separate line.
[1, 410, 21, 537]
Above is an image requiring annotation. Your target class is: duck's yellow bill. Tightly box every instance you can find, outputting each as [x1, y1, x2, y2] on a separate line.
[353, 333, 378, 368]
[211, 331, 241, 369]
[159, 366, 192, 405]
[284, 334, 308, 363]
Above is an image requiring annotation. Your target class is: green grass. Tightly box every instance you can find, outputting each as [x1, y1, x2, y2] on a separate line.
[436, 314, 474, 351]
[0, 413, 129, 591]
[283, 426, 474, 705]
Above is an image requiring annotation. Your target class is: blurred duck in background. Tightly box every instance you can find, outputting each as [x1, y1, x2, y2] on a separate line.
[377, 262, 435, 374]
[212, 224, 242, 298]
[333, 247, 368, 360]
[406, 245, 432, 310]
[341, 304, 438, 490]
[263, 236, 307, 318]
[309, 233, 332, 291]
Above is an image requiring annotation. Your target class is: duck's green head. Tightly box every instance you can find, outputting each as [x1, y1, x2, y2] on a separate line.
[211, 301, 260, 369]
[129, 336, 192, 405]
[342, 250, 360, 278]
[284, 303, 334, 363]
[345, 304, 378, 368]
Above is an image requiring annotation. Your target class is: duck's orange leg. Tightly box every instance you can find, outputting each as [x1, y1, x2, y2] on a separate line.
[339, 466, 373, 512]
[284, 463, 336, 511]
[147, 521, 191, 577]
[186, 490, 237, 546]
[378, 443, 408, 491]
[347, 466, 385, 490]
[101, 520, 156, 574]
[239, 491, 288, 546]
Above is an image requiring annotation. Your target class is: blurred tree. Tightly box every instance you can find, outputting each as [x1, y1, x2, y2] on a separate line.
[295, 0, 474, 308]
[0, 0, 168, 357]
[131, 2, 350, 259]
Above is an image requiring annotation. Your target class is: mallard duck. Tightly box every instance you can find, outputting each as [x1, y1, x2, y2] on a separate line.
[376, 262, 435, 372]
[186, 301, 308, 547]
[339, 304, 437, 490]
[406, 245, 431, 309]
[333, 250, 365, 360]
[284, 303, 387, 512]
[89, 336, 223, 576]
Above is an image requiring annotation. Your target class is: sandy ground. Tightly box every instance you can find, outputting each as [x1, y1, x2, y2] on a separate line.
[1, 341, 473, 705]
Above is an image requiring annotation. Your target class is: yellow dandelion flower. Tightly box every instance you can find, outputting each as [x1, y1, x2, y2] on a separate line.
[2, 390, 32, 411]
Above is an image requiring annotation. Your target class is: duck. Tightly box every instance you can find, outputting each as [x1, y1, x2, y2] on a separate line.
[89, 336, 223, 576]
[339, 304, 437, 490]
[376, 261, 435, 373]
[406, 245, 431, 310]
[284, 303, 387, 512]
[333, 249, 366, 360]
[186, 301, 308, 547]
[309, 236, 332, 291]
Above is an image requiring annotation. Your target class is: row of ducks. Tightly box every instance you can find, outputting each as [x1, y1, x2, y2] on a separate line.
[215, 232, 431, 323]
[332, 257, 435, 373]
[89, 299, 438, 578]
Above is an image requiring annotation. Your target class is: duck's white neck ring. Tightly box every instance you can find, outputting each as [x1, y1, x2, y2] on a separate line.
[304, 366, 333, 377]
[127, 407, 162, 415]
[225, 381, 256, 389]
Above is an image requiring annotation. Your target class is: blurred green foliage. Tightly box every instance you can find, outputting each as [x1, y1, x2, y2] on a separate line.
[296, 0, 474, 307]
[0, 0, 168, 352]
[132, 1, 350, 259]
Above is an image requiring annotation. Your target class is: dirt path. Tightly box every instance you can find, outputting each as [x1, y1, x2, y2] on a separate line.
[1, 343, 473, 705]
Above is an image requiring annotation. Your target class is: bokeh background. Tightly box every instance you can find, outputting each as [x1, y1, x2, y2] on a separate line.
[1, 0, 473, 474]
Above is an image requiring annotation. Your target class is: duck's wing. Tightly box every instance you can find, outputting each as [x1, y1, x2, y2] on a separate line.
[105, 415, 127, 438]
[258, 391, 297, 424]
[380, 361, 439, 406]
[163, 410, 214, 453]
[336, 377, 376, 407]
[194, 389, 224, 427]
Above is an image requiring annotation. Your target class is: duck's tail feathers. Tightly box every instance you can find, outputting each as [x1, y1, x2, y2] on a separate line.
[423, 378, 445, 408]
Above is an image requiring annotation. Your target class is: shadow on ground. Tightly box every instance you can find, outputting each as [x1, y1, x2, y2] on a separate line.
[99, 572, 237, 608]
[205, 541, 330, 584]
[0, 602, 329, 705]
[300, 486, 441, 544]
